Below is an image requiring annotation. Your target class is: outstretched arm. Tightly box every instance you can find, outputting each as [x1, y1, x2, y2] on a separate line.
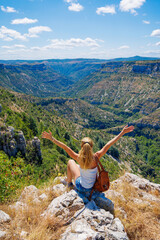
[96, 125, 134, 159]
[42, 131, 79, 161]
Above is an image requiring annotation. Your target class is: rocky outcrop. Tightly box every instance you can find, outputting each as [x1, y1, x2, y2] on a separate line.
[41, 188, 127, 239]
[0, 126, 26, 157]
[113, 172, 160, 193]
[132, 62, 160, 75]
[0, 121, 42, 160]
[2, 173, 160, 239]
[0, 210, 11, 223]
[31, 137, 42, 162]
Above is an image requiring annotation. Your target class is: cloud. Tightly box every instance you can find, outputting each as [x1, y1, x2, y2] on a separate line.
[155, 42, 160, 46]
[64, 0, 73, 3]
[0, 25, 52, 41]
[0, 26, 26, 41]
[68, 3, 84, 12]
[33, 38, 100, 51]
[64, 0, 84, 12]
[11, 17, 38, 25]
[2, 44, 26, 49]
[143, 20, 150, 24]
[48, 37, 100, 49]
[96, 5, 116, 15]
[144, 50, 160, 55]
[119, 0, 146, 15]
[151, 29, 160, 37]
[1, 5, 17, 13]
[119, 45, 130, 49]
[26, 26, 52, 38]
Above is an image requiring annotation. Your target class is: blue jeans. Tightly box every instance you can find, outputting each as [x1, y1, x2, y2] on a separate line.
[75, 177, 92, 193]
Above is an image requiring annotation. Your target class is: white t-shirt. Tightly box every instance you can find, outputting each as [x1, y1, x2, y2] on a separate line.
[79, 166, 97, 189]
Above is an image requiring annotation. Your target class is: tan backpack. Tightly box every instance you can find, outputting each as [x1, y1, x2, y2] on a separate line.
[89, 154, 110, 200]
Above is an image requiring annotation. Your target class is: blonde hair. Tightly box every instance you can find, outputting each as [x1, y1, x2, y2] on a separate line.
[79, 137, 94, 169]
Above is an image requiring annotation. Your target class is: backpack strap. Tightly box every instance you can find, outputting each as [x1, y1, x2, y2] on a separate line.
[95, 154, 105, 173]
[89, 154, 102, 201]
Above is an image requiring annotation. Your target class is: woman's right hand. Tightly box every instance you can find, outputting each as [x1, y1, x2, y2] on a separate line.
[42, 130, 55, 141]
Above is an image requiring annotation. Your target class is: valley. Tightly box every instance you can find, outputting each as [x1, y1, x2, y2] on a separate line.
[0, 58, 160, 203]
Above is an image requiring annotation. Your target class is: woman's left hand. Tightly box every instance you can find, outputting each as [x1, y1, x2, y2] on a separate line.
[42, 130, 54, 141]
[122, 125, 134, 134]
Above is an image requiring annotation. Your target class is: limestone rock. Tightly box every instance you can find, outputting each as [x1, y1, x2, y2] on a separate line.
[107, 229, 129, 240]
[113, 173, 160, 193]
[42, 190, 84, 218]
[61, 219, 101, 240]
[41, 188, 128, 240]
[53, 176, 66, 184]
[20, 230, 29, 239]
[0, 127, 26, 157]
[0, 230, 6, 239]
[17, 131, 26, 156]
[52, 184, 66, 194]
[0, 210, 11, 223]
[105, 190, 126, 202]
[10, 201, 27, 211]
[39, 193, 48, 201]
[19, 185, 39, 202]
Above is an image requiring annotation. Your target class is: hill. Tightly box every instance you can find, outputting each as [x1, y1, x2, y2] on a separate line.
[65, 60, 160, 126]
[0, 59, 160, 202]
[0, 63, 73, 97]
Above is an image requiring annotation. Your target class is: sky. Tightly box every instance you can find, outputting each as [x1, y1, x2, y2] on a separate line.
[0, 0, 160, 60]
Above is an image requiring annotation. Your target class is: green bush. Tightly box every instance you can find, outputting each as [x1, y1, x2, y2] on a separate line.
[0, 151, 34, 202]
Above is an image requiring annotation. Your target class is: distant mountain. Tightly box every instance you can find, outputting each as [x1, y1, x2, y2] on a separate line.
[107, 55, 160, 62]
[1, 56, 159, 84]
[0, 59, 107, 84]
[0, 63, 73, 97]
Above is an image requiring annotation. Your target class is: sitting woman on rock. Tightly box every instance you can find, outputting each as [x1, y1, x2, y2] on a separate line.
[42, 125, 134, 192]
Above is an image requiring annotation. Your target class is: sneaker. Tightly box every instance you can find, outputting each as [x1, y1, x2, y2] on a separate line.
[60, 178, 75, 189]
[67, 182, 75, 189]
[60, 178, 68, 186]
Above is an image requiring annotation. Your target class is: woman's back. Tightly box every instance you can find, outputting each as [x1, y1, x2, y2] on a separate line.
[78, 154, 98, 189]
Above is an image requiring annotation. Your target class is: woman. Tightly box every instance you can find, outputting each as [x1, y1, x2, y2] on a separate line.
[42, 125, 134, 192]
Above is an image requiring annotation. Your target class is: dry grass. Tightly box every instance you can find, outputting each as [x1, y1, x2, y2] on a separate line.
[0, 183, 67, 240]
[110, 181, 160, 240]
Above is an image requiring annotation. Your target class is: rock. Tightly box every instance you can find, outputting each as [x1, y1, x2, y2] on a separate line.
[107, 229, 129, 240]
[17, 131, 26, 156]
[61, 219, 101, 240]
[10, 201, 27, 211]
[113, 173, 160, 193]
[31, 137, 42, 163]
[0, 230, 6, 239]
[53, 176, 66, 184]
[0, 210, 11, 223]
[58, 193, 127, 240]
[19, 185, 39, 202]
[109, 218, 125, 232]
[20, 230, 29, 239]
[52, 184, 66, 194]
[41, 190, 84, 218]
[39, 193, 48, 201]
[32, 198, 41, 204]
[0, 104, 2, 113]
[106, 190, 126, 202]
[41, 188, 127, 239]
[0, 127, 26, 157]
